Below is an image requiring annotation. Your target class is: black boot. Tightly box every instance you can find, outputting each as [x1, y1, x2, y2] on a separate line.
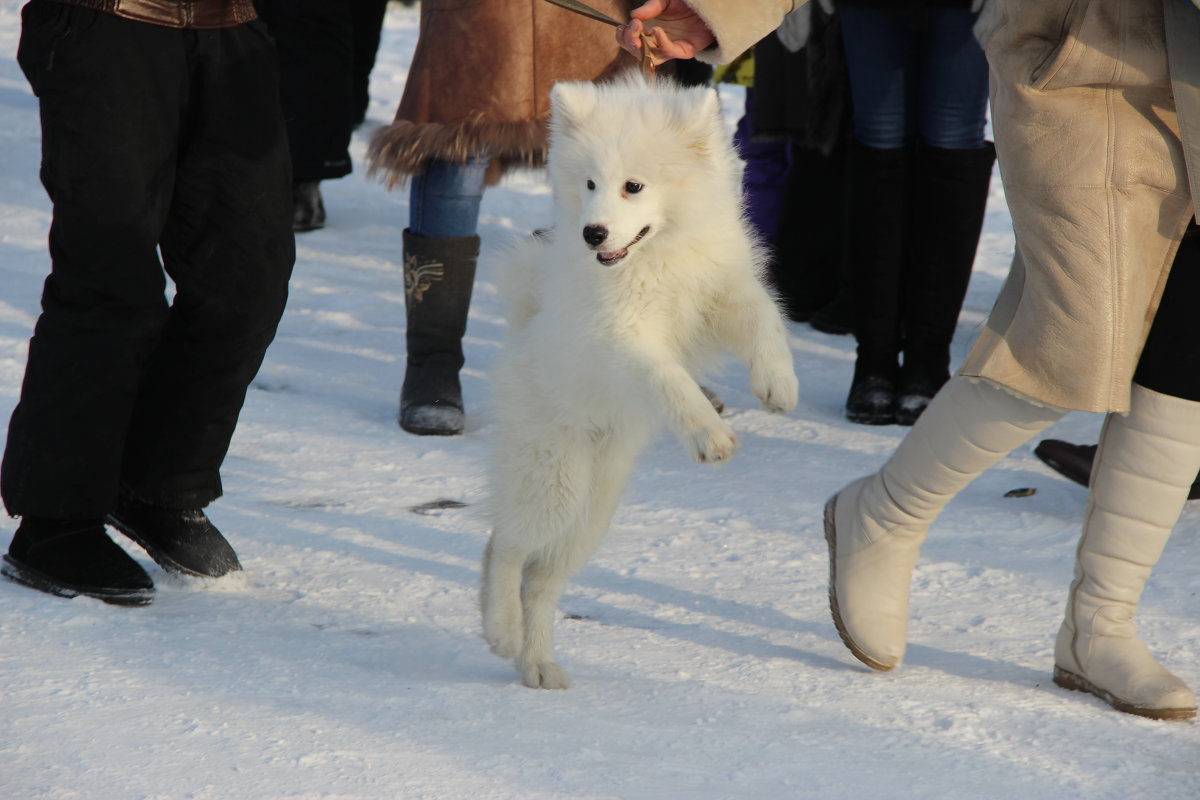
[399, 229, 480, 436]
[1034, 439, 1200, 500]
[808, 149, 855, 336]
[2, 517, 154, 605]
[106, 494, 242, 578]
[895, 141, 996, 426]
[846, 373, 898, 425]
[772, 141, 849, 322]
[844, 142, 911, 425]
[293, 180, 326, 232]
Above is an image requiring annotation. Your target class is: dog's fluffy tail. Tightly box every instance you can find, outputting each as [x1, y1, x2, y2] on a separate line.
[493, 230, 551, 330]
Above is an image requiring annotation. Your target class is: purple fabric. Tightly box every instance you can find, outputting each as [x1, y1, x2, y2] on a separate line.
[735, 89, 792, 249]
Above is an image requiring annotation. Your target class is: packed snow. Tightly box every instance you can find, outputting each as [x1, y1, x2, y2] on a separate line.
[1, 4, 1197, 799]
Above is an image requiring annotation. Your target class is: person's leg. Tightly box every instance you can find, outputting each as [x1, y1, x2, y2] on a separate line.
[896, 8, 993, 424]
[838, 7, 918, 424]
[1053, 384, 1200, 720]
[257, 0, 355, 232]
[119, 20, 293, 513]
[839, 7, 917, 152]
[112, 20, 294, 578]
[400, 158, 486, 435]
[3, 8, 182, 521]
[1047, 224, 1200, 720]
[914, 9, 990, 151]
[0, 5, 193, 602]
[780, 139, 849, 323]
[826, 376, 1065, 670]
[1133, 227, 1200, 403]
[350, 0, 389, 127]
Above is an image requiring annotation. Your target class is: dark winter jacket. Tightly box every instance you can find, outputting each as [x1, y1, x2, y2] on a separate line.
[750, 4, 849, 155]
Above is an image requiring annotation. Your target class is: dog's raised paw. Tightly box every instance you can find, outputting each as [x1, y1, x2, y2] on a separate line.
[752, 368, 800, 414]
[521, 659, 571, 690]
[688, 422, 738, 465]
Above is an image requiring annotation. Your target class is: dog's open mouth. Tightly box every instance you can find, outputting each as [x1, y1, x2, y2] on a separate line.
[596, 226, 650, 266]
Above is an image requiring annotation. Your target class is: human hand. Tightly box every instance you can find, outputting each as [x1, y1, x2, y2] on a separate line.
[616, 0, 715, 66]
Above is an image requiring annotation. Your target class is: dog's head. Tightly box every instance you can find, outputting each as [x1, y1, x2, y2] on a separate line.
[546, 77, 733, 268]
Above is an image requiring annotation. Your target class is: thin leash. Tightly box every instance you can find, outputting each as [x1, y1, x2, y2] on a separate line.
[540, 0, 657, 80]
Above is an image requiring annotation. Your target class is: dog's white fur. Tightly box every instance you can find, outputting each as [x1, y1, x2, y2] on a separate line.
[481, 77, 799, 689]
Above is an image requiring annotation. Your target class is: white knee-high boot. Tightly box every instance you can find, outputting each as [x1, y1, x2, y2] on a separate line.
[825, 376, 1065, 670]
[1053, 384, 1199, 720]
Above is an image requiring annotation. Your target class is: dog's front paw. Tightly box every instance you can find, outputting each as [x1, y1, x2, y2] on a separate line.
[520, 658, 571, 690]
[686, 421, 739, 465]
[752, 366, 799, 414]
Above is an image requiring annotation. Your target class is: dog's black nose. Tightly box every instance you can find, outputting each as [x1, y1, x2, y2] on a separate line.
[582, 225, 608, 247]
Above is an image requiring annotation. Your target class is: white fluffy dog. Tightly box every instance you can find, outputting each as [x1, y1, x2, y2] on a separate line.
[481, 77, 799, 689]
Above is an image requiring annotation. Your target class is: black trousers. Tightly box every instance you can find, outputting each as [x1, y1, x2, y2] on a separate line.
[257, 0, 389, 181]
[1135, 224, 1200, 402]
[2, 1, 295, 518]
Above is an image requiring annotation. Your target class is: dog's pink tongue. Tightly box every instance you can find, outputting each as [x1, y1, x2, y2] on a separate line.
[600, 248, 626, 260]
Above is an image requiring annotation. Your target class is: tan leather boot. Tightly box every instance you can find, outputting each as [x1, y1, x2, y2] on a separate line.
[1054, 384, 1199, 720]
[826, 376, 1064, 670]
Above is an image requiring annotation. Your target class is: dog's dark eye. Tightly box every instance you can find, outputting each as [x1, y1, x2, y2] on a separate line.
[586, 179, 595, 191]
[624, 181, 643, 194]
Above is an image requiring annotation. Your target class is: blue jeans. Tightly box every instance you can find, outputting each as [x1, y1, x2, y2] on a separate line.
[839, 7, 989, 150]
[408, 157, 488, 238]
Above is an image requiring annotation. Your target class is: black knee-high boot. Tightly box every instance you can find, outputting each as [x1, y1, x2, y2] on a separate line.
[896, 141, 995, 426]
[399, 229, 479, 436]
[845, 142, 911, 425]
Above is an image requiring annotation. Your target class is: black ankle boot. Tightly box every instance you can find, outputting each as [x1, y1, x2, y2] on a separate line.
[399, 229, 480, 436]
[2, 517, 154, 605]
[1032, 440, 1098, 489]
[106, 495, 241, 578]
[894, 370, 948, 426]
[846, 374, 897, 425]
[293, 180, 326, 232]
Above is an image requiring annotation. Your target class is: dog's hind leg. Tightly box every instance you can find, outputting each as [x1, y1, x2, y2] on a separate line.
[481, 536, 527, 659]
[485, 428, 594, 685]
[517, 434, 641, 690]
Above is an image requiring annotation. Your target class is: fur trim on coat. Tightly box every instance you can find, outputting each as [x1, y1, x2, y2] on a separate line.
[368, 0, 637, 187]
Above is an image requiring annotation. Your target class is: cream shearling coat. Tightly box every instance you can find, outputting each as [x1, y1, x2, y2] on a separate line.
[686, 0, 797, 66]
[959, 0, 1198, 413]
[696, 0, 1199, 413]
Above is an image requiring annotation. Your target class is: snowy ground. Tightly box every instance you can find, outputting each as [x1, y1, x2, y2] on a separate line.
[2, 4, 1198, 799]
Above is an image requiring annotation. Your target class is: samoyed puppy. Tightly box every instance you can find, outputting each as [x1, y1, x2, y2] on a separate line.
[481, 77, 799, 689]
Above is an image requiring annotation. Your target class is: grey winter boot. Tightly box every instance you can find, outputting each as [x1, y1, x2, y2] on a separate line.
[399, 229, 480, 436]
[1053, 384, 1199, 720]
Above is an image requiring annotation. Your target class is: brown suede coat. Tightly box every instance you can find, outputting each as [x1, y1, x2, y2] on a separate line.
[369, 0, 638, 186]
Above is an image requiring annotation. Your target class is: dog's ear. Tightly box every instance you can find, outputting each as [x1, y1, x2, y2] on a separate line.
[550, 81, 598, 130]
[676, 87, 725, 160]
